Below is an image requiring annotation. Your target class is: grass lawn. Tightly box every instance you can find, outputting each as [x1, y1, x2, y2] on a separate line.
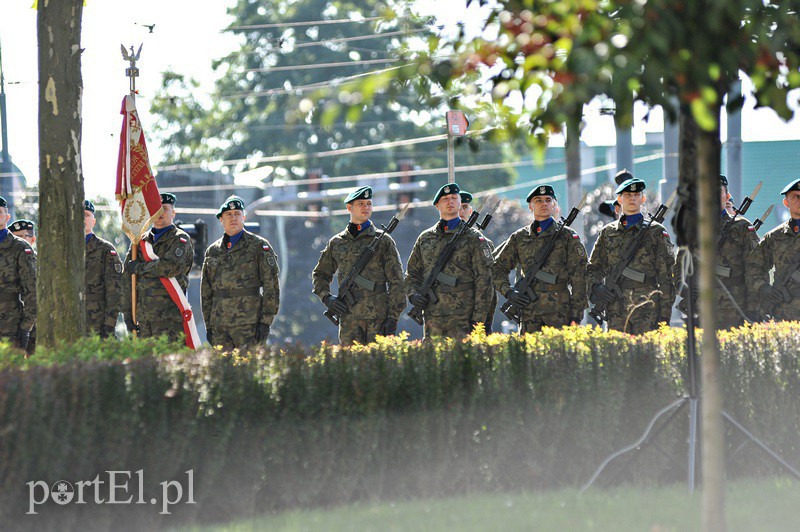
[187, 477, 799, 531]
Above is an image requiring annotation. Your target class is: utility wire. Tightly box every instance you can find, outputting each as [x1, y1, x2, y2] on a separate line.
[227, 16, 387, 31]
[242, 58, 400, 73]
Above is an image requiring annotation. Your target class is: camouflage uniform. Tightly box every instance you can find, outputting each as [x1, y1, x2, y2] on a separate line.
[493, 220, 588, 333]
[121, 225, 194, 340]
[405, 220, 494, 338]
[85, 234, 122, 336]
[747, 219, 800, 321]
[201, 230, 280, 348]
[676, 215, 759, 329]
[313, 224, 405, 345]
[0, 231, 36, 343]
[587, 216, 676, 334]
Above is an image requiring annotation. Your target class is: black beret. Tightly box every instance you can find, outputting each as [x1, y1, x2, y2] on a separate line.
[433, 182, 461, 205]
[9, 219, 35, 233]
[780, 178, 800, 195]
[216, 195, 246, 219]
[0, 196, 7, 208]
[344, 186, 373, 204]
[160, 193, 177, 205]
[615, 178, 646, 195]
[526, 184, 557, 202]
[459, 191, 474, 204]
[598, 200, 618, 219]
[719, 175, 729, 188]
[614, 169, 634, 186]
[84, 200, 95, 213]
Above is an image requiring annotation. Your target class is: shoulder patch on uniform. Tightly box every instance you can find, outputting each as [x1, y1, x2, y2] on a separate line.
[747, 225, 755, 231]
[114, 263, 122, 274]
[179, 237, 188, 243]
[572, 234, 579, 239]
[175, 247, 185, 258]
[24, 248, 32, 255]
[110, 250, 118, 256]
[263, 245, 270, 251]
[662, 231, 669, 237]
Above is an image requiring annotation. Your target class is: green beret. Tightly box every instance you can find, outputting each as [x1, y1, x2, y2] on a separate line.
[780, 178, 800, 195]
[719, 174, 729, 188]
[216, 195, 246, 219]
[160, 193, 177, 205]
[614, 169, 634, 186]
[0, 196, 7, 208]
[459, 191, 474, 204]
[9, 219, 34, 233]
[615, 178, 646, 195]
[598, 199, 618, 219]
[84, 200, 95, 213]
[433, 182, 461, 205]
[344, 186, 373, 204]
[526, 184, 557, 202]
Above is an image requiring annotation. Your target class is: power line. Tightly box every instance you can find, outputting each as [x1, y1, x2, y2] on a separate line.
[291, 29, 426, 49]
[241, 58, 400, 73]
[226, 16, 387, 31]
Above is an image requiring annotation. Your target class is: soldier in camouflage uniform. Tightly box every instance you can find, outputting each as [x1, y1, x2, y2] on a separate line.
[405, 182, 494, 339]
[459, 190, 498, 332]
[748, 178, 800, 321]
[201, 195, 280, 349]
[83, 200, 122, 337]
[313, 186, 405, 345]
[588, 178, 676, 334]
[493, 185, 588, 333]
[0, 196, 36, 350]
[675, 175, 758, 329]
[9, 219, 36, 246]
[121, 193, 194, 340]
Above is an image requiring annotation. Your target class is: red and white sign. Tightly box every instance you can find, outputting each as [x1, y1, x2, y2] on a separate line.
[446, 110, 469, 137]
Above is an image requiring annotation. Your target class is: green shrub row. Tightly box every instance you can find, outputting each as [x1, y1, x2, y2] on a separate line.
[1, 323, 799, 530]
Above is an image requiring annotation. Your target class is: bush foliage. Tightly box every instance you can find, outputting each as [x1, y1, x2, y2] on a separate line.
[1, 323, 800, 530]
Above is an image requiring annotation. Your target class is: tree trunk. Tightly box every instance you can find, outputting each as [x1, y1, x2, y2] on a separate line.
[697, 118, 725, 532]
[37, 0, 85, 346]
[565, 110, 583, 240]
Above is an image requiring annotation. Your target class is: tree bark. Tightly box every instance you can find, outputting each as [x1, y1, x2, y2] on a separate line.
[565, 109, 583, 239]
[697, 118, 725, 532]
[37, 0, 85, 346]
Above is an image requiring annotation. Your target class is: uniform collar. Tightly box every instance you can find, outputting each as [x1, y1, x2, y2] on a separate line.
[347, 219, 371, 237]
[223, 229, 246, 250]
[531, 217, 554, 236]
[620, 213, 643, 230]
[437, 217, 461, 233]
[791, 219, 800, 236]
[0, 228, 7, 244]
[85, 233, 94, 244]
[151, 224, 174, 244]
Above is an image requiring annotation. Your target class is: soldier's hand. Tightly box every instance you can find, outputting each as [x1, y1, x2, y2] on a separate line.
[505, 289, 531, 308]
[125, 258, 145, 276]
[323, 295, 349, 316]
[378, 318, 398, 336]
[125, 319, 140, 334]
[591, 283, 616, 305]
[15, 328, 31, 350]
[759, 284, 784, 306]
[409, 293, 429, 309]
[256, 323, 271, 342]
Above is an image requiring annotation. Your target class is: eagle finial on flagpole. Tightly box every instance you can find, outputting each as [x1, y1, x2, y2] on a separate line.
[121, 43, 143, 97]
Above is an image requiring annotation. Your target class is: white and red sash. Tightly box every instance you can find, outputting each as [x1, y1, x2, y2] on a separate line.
[139, 240, 201, 350]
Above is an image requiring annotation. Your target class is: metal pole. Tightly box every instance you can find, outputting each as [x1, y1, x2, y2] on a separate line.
[0, 35, 13, 219]
[122, 44, 142, 334]
[447, 134, 455, 183]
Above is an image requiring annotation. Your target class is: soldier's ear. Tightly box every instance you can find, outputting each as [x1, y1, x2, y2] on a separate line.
[784, 197, 790, 209]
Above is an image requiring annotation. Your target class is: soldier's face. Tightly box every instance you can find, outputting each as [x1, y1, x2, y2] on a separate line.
[0, 208, 8, 229]
[618, 192, 645, 215]
[12, 231, 35, 245]
[529, 195, 555, 221]
[436, 193, 460, 219]
[347, 199, 372, 225]
[783, 191, 800, 218]
[220, 209, 246, 236]
[84, 210, 96, 235]
[154, 204, 176, 229]
[459, 202, 473, 221]
[720, 186, 731, 210]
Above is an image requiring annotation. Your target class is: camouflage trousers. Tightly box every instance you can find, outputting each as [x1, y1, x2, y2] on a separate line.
[519, 311, 572, 334]
[210, 324, 259, 350]
[339, 318, 382, 346]
[606, 291, 664, 335]
[137, 312, 185, 342]
[0, 301, 21, 337]
[423, 315, 472, 340]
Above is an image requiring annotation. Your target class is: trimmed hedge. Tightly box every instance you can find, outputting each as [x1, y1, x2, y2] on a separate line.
[1, 323, 800, 530]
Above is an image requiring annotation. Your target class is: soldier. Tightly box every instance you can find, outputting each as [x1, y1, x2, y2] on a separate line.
[84, 200, 123, 337]
[121, 193, 194, 340]
[493, 185, 588, 333]
[201, 195, 280, 349]
[459, 190, 497, 332]
[587, 177, 675, 334]
[748, 178, 800, 321]
[676, 175, 758, 329]
[9, 219, 36, 246]
[598, 199, 621, 221]
[405, 182, 494, 338]
[312, 186, 405, 345]
[0, 196, 36, 350]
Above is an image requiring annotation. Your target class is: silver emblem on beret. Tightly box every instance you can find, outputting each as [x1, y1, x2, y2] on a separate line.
[365, 191, 371, 198]
[444, 186, 450, 194]
[631, 184, 638, 191]
[539, 186, 546, 194]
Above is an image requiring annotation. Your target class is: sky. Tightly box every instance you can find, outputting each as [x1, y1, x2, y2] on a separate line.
[1, 1, 800, 200]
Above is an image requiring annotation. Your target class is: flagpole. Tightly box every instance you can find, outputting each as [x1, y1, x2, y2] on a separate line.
[123, 44, 142, 337]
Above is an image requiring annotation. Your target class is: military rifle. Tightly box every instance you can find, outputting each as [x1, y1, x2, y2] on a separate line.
[589, 191, 676, 325]
[753, 204, 773, 232]
[713, 181, 761, 254]
[500, 194, 587, 324]
[407, 206, 483, 326]
[324, 204, 409, 326]
[477, 198, 499, 230]
[762, 250, 800, 318]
